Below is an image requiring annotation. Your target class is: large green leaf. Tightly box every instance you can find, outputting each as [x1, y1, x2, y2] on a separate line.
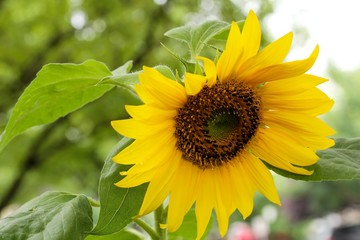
[268, 138, 360, 181]
[85, 228, 144, 240]
[91, 138, 147, 235]
[0, 191, 93, 240]
[165, 20, 229, 59]
[0, 60, 114, 152]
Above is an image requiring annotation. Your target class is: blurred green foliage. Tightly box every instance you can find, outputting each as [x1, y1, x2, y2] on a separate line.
[327, 65, 360, 138]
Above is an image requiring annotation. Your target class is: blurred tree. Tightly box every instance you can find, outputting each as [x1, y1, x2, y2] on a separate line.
[0, 0, 274, 214]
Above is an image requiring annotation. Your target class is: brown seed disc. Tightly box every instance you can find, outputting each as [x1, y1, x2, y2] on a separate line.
[174, 81, 261, 169]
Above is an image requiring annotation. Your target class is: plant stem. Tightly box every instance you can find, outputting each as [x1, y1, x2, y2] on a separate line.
[134, 218, 160, 240]
[155, 204, 168, 240]
[87, 197, 100, 207]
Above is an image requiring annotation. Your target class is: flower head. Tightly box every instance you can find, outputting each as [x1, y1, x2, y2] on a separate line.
[111, 10, 335, 239]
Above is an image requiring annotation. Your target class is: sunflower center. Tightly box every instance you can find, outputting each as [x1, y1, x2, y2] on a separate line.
[206, 110, 240, 141]
[174, 81, 262, 169]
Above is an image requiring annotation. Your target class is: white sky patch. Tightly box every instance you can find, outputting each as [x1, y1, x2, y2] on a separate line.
[265, 0, 360, 75]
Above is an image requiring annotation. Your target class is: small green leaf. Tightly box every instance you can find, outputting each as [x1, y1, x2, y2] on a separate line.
[0, 59, 113, 152]
[168, 208, 213, 240]
[268, 138, 360, 181]
[92, 138, 147, 235]
[85, 228, 144, 240]
[211, 20, 244, 41]
[112, 60, 133, 76]
[99, 60, 137, 90]
[165, 20, 229, 59]
[100, 64, 177, 89]
[160, 42, 195, 73]
[155, 65, 177, 81]
[99, 72, 139, 96]
[0, 191, 93, 240]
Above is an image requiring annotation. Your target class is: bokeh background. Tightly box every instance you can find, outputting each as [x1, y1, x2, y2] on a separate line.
[0, 0, 359, 239]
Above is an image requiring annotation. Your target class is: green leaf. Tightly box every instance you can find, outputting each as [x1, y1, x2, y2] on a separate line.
[165, 20, 229, 59]
[155, 65, 177, 81]
[111, 60, 133, 76]
[0, 191, 93, 240]
[92, 138, 148, 235]
[0, 59, 114, 152]
[268, 138, 360, 181]
[99, 60, 138, 90]
[168, 208, 213, 240]
[85, 228, 144, 240]
[160, 42, 194, 73]
[211, 20, 245, 41]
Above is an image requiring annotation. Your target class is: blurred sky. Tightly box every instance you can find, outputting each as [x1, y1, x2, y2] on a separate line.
[263, 0, 360, 75]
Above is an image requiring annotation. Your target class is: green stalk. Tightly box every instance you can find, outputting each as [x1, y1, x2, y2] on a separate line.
[155, 204, 168, 240]
[134, 218, 160, 240]
[87, 197, 100, 207]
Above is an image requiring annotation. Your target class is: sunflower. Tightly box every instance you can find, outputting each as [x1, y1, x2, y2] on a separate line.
[111, 10, 335, 239]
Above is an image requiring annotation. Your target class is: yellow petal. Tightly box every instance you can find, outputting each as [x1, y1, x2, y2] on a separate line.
[141, 67, 186, 99]
[250, 134, 314, 175]
[184, 72, 207, 95]
[241, 10, 261, 63]
[299, 135, 335, 150]
[217, 22, 243, 82]
[215, 167, 236, 236]
[218, 166, 237, 212]
[197, 56, 217, 86]
[243, 45, 319, 85]
[241, 151, 281, 205]
[262, 88, 335, 116]
[115, 169, 155, 188]
[112, 131, 174, 164]
[260, 74, 327, 95]
[136, 66, 187, 109]
[263, 110, 336, 137]
[139, 150, 182, 215]
[118, 155, 169, 188]
[125, 140, 176, 175]
[125, 105, 177, 124]
[230, 158, 255, 218]
[111, 119, 173, 139]
[265, 121, 335, 150]
[115, 135, 177, 188]
[256, 127, 319, 166]
[167, 161, 198, 232]
[237, 32, 293, 82]
[215, 200, 230, 237]
[195, 170, 215, 239]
